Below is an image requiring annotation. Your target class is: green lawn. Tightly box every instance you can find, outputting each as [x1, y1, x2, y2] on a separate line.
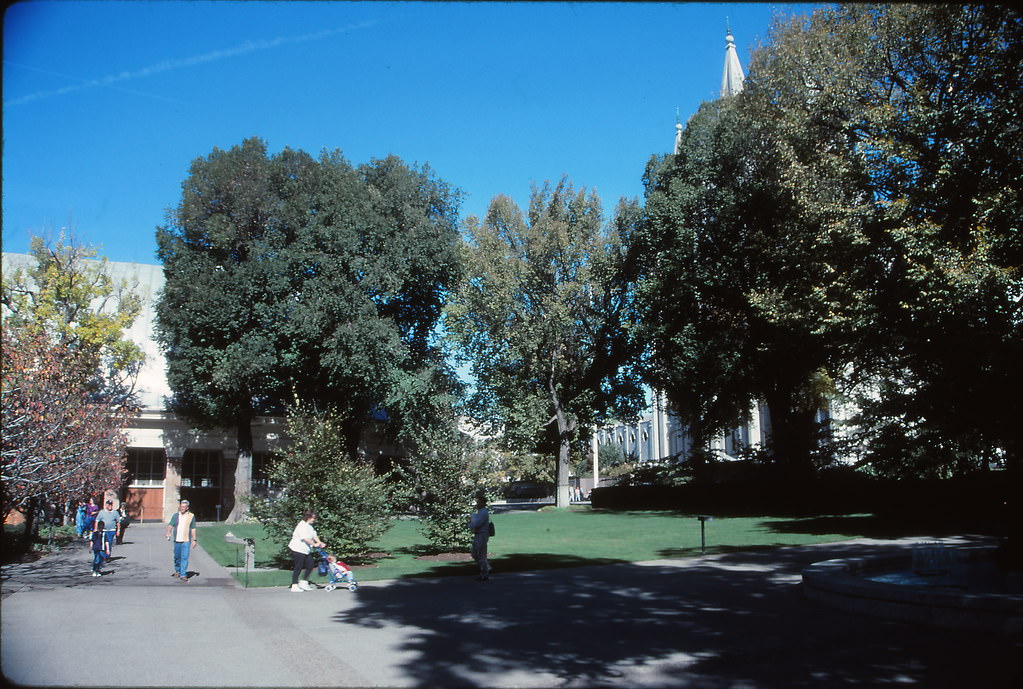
[198, 507, 875, 587]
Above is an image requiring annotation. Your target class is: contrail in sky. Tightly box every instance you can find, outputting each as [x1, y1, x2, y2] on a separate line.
[5, 21, 376, 107]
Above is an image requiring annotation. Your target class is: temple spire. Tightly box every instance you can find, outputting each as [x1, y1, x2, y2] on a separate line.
[674, 107, 683, 154]
[721, 22, 745, 97]
[674, 24, 747, 153]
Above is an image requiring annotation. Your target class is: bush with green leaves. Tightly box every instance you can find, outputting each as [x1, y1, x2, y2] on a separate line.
[250, 408, 393, 561]
[397, 424, 498, 552]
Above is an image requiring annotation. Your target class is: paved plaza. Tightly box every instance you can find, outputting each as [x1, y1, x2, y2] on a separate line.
[2, 522, 1020, 688]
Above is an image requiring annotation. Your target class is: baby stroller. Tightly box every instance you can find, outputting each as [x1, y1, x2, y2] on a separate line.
[316, 548, 358, 591]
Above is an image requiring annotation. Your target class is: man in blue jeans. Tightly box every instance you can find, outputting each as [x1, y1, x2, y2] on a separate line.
[165, 499, 197, 581]
[94, 499, 120, 559]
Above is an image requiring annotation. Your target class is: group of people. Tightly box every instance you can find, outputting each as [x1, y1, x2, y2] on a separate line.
[76, 494, 493, 586]
[75, 497, 128, 576]
[286, 493, 493, 592]
[75, 495, 198, 581]
[76, 497, 131, 544]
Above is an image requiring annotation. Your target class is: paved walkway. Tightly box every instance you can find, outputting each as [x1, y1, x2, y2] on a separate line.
[2, 523, 1020, 688]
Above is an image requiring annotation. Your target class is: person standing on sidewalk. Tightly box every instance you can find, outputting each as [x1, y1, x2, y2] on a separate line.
[467, 493, 491, 581]
[84, 497, 99, 537]
[75, 500, 87, 539]
[94, 499, 120, 559]
[116, 502, 130, 545]
[288, 509, 325, 592]
[165, 499, 197, 582]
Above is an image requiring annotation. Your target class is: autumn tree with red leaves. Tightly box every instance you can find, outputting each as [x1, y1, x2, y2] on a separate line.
[2, 234, 142, 546]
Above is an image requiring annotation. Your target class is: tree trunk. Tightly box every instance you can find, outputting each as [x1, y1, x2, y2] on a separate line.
[1001, 437, 1023, 571]
[687, 426, 711, 482]
[18, 497, 40, 552]
[764, 384, 817, 478]
[549, 386, 576, 509]
[341, 415, 364, 463]
[556, 425, 573, 508]
[226, 419, 253, 524]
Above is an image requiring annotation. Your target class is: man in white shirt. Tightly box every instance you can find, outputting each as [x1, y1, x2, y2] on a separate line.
[165, 499, 197, 581]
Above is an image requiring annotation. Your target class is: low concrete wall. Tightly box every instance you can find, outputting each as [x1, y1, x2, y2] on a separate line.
[801, 548, 1023, 635]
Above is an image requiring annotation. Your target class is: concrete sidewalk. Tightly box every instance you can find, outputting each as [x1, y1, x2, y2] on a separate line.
[3, 528, 1021, 688]
[0, 520, 238, 594]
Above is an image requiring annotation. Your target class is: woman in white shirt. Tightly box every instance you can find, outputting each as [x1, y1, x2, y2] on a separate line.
[288, 509, 326, 592]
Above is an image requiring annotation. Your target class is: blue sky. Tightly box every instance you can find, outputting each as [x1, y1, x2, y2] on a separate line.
[3, 1, 794, 265]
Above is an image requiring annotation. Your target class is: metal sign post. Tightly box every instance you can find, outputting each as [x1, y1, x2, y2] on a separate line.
[697, 515, 712, 555]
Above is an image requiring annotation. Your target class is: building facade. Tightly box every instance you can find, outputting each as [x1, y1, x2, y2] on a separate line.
[2, 252, 286, 522]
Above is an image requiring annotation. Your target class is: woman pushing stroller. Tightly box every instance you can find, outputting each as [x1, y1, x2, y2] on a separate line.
[288, 508, 359, 592]
[288, 509, 327, 592]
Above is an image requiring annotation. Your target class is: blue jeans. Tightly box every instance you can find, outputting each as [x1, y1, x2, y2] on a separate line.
[103, 531, 116, 555]
[93, 551, 104, 572]
[173, 541, 191, 578]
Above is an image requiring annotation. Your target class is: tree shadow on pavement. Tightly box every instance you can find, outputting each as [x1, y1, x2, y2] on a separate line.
[332, 540, 1022, 688]
[392, 552, 629, 580]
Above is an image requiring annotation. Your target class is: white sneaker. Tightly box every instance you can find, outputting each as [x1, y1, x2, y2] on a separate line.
[290, 584, 303, 592]
[299, 580, 315, 591]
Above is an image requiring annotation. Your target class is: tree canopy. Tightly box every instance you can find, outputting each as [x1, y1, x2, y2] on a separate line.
[2, 235, 142, 537]
[634, 4, 1021, 487]
[445, 179, 645, 506]
[744, 4, 1023, 476]
[156, 137, 463, 521]
[636, 80, 867, 475]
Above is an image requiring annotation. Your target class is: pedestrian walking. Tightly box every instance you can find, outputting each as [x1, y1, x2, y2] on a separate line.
[116, 502, 130, 545]
[288, 509, 326, 592]
[90, 520, 109, 576]
[165, 499, 197, 581]
[75, 501, 87, 539]
[467, 493, 492, 581]
[94, 499, 120, 558]
[84, 497, 99, 537]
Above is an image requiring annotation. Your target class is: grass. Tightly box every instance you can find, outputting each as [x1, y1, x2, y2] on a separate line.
[197, 507, 883, 587]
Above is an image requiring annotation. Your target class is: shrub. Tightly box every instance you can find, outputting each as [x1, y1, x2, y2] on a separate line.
[397, 424, 497, 552]
[250, 407, 393, 561]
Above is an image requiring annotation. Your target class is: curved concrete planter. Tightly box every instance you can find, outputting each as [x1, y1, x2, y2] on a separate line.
[801, 547, 1023, 634]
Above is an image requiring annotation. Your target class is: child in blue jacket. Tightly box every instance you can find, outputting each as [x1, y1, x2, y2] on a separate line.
[91, 520, 109, 577]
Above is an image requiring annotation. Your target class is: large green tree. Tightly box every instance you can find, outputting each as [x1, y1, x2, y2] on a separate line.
[156, 139, 310, 522]
[747, 4, 1022, 485]
[156, 138, 462, 522]
[445, 179, 645, 507]
[636, 4, 1022, 491]
[637, 90, 867, 475]
[286, 152, 464, 455]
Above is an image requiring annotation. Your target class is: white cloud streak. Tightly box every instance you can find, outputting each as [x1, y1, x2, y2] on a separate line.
[5, 21, 375, 107]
